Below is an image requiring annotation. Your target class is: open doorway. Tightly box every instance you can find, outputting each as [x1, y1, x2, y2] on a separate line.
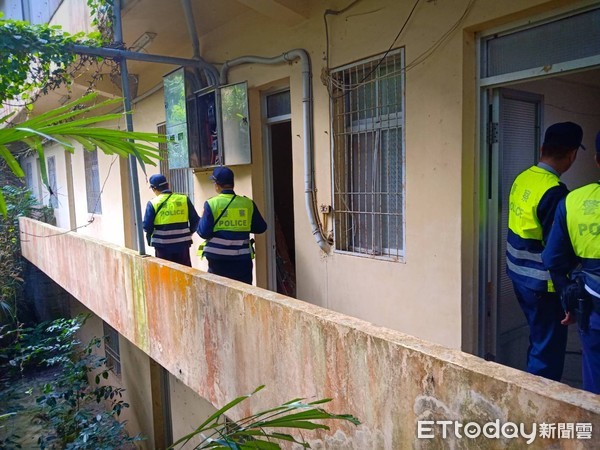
[264, 90, 296, 297]
[478, 6, 600, 389]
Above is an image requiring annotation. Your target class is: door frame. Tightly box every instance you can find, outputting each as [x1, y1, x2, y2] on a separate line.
[476, 4, 600, 358]
[261, 88, 292, 292]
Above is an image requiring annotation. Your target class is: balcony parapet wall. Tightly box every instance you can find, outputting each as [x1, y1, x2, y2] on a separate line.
[19, 218, 599, 449]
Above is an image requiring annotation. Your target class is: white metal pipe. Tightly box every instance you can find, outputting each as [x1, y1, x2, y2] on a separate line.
[220, 50, 330, 253]
[180, 0, 219, 87]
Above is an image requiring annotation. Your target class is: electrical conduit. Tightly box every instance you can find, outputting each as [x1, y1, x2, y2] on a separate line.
[219, 50, 330, 253]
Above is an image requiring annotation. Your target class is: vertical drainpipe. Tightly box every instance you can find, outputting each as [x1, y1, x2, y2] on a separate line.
[113, 0, 145, 255]
[220, 50, 330, 253]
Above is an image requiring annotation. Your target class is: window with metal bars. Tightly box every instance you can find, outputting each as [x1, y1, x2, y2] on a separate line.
[103, 322, 121, 376]
[47, 156, 58, 209]
[84, 149, 102, 214]
[331, 49, 405, 259]
[157, 122, 194, 202]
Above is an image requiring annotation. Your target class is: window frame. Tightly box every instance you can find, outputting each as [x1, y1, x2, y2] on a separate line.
[330, 48, 406, 261]
[102, 322, 121, 377]
[157, 122, 195, 201]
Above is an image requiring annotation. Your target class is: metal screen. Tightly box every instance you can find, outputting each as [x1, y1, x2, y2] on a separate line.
[482, 8, 600, 78]
[331, 50, 405, 259]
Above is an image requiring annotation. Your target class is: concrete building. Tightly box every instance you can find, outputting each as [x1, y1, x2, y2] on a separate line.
[5, 0, 600, 447]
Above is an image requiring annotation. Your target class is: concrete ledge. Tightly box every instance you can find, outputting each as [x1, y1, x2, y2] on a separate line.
[20, 218, 599, 449]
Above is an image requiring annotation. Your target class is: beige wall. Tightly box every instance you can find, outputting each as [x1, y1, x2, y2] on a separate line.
[514, 77, 600, 186]
[50, 0, 92, 33]
[20, 218, 600, 449]
[41, 0, 600, 351]
[169, 376, 217, 447]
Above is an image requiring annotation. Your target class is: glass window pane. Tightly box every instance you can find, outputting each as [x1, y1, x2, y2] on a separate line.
[84, 149, 102, 214]
[267, 91, 291, 118]
[221, 82, 251, 166]
[47, 156, 58, 209]
[483, 9, 600, 78]
[163, 68, 189, 169]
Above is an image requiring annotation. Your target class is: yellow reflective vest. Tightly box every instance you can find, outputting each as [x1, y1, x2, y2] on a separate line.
[150, 193, 192, 246]
[507, 166, 562, 292]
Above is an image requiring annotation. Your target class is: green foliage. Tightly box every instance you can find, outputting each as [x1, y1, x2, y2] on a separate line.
[0, 185, 50, 325]
[0, 0, 116, 105]
[0, 92, 165, 216]
[87, 0, 114, 43]
[0, 315, 143, 449]
[170, 385, 360, 449]
[0, 18, 102, 104]
[0, 412, 22, 449]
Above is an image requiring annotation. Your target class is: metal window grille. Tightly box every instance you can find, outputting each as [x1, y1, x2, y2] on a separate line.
[331, 49, 405, 259]
[25, 162, 33, 191]
[84, 149, 102, 214]
[47, 156, 58, 209]
[157, 122, 194, 202]
[103, 322, 121, 376]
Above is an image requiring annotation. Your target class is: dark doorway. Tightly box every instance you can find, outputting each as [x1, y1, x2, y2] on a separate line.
[270, 121, 296, 297]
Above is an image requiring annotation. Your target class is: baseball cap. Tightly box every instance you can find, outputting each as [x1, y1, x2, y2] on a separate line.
[209, 166, 234, 186]
[543, 122, 585, 150]
[149, 174, 168, 189]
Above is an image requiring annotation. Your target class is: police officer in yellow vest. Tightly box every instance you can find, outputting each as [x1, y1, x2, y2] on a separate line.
[197, 166, 267, 284]
[542, 131, 600, 394]
[507, 122, 584, 381]
[143, 173, 199, 267]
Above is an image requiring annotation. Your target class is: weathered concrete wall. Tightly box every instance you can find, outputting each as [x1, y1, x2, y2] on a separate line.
[20, 218, 599, 449]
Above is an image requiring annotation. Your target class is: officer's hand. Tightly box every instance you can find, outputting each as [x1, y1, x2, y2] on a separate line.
[561, 311, 576, 326]
[560, 282, 581, 312]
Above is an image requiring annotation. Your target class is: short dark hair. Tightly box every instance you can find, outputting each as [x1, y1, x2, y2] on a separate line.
[541, 144, 578, 159]
[542, 122, 584, 159]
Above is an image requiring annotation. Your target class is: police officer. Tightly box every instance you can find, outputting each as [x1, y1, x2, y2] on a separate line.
[143, 173, 199, 267]
[197, 166, 267, 284]
[506, 122, 584, 381]
[542, 131, 600, 394]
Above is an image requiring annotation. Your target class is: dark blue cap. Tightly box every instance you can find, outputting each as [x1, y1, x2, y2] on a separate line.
[210, 166, 234, 186]
[149, 174, 168, 189]
[596, 131, 600, 154]
[543, 122, 585, 150]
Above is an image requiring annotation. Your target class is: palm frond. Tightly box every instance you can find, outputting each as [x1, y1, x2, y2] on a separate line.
[0, 92, 165, 216]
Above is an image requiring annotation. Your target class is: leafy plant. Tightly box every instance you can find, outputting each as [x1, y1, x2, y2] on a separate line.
[0, 17, 102, 105]
[0, 412, 22, 449]
[0, 185, 49, 325]
[0, 315, 143, 449]
[0, 92, 164, 216]
[170, 385, 360, 449]
[86, 0, 114, 44]
[1, 0, 116, 106]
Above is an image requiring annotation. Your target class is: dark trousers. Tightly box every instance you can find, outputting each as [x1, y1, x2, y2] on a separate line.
[155, 247, 192, 267]
[207, 258, 253, 284]
[580, 311, 600, 394]
[513, 282, 568, 381]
